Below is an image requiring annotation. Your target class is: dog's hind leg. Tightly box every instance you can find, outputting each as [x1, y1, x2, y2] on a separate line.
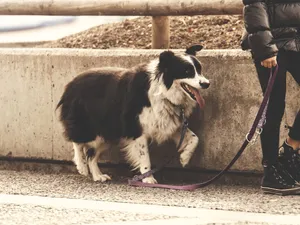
[73, 142, 89, 176]
[123, 135, 157, 184]
[86, 137, 112, 182]
[172, 128, 199, 167]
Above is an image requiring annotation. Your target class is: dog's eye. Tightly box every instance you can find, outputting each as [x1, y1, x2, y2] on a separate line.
[185, 68, 194, 75]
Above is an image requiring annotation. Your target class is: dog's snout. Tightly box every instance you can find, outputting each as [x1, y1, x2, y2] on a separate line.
[200, 82, 210, 89]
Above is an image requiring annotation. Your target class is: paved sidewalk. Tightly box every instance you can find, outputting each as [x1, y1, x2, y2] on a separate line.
[2, 194, 300, 225]
[1, 169, 300, 224]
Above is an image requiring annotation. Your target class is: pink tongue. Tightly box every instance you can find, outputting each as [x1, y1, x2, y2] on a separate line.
[190, 88, 205, 109]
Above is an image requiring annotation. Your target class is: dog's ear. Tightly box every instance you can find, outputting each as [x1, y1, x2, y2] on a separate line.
[159, 50, 175, 68]
[185, 44, 203, 56]
[157, 50, 174, 78]
[157, 51, 175, 89]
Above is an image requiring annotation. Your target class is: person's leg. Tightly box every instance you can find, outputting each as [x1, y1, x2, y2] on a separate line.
[277, 51, 300, 183]
[254, 51, 300, 195]
[254, 54, 287, 165]
[287, 110, 300, 149]
[287, 111, 300, 146]
[285, 51, 300, 147]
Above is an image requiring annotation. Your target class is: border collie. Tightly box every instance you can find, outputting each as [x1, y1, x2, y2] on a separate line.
[56, 45, 210, 183]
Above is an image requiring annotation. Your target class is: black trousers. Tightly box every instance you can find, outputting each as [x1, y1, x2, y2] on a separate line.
[254, 50, 300, 165]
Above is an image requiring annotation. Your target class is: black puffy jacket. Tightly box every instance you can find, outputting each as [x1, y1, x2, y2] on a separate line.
[241, 0, 300, 61]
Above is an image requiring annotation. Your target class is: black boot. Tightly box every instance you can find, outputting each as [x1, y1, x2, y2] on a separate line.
[278, 141, 300, 184]
[261, 161, 300, 195]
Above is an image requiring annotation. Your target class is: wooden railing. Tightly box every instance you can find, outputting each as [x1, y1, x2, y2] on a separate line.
[0, 0, 243, 48]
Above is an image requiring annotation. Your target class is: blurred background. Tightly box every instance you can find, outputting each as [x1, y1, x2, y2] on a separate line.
[0, 16, 135, 45]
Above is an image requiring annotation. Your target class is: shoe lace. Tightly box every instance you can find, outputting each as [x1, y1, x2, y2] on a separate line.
[287, 149, 300, 166]
[283, 147, 300, 176]
[293, 149, 300, 174]
[295, 148, 300, 160]
[272, 165, 288, 185]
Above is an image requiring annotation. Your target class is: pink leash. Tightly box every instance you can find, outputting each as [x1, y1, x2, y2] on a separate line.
[128, 66, 279, 190]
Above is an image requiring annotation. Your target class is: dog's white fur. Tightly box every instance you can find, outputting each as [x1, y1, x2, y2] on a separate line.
[59, 47, 210, 183]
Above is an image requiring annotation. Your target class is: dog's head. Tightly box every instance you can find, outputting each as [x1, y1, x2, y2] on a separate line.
[155, 45, 210, 109]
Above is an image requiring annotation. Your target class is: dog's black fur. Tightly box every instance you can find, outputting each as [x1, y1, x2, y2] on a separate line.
[57, 47, 204, 143]
[56, 45, 210, 183]
[57, 67, 151, 142]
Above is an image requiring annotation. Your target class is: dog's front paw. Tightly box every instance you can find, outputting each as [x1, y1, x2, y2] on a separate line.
[76, 163, 89, 176]
[142, 176, 157, 184]
[93, 174, 111, 182]
[180, 151, 193, 167]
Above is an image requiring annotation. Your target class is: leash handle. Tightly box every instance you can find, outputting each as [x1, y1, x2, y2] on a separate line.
[129, 66, 279, 190]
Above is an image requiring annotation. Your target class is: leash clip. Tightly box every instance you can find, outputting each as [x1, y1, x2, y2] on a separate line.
[132, 175, 142, 182]
[246, 128, 263, 145]
[180, 108, 189, 126]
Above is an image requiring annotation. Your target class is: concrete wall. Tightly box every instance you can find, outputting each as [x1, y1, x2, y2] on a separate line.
[0, 48, 299, 172]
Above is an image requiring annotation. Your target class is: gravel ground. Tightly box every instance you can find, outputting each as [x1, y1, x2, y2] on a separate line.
[41, 15, 244, 49]
[1, 170, 300, 215]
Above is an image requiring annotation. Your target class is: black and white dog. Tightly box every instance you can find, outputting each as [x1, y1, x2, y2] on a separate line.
[56, 45, 210, 183]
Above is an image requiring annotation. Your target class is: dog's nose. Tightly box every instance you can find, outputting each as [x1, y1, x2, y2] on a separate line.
[200, 82, 210, 89]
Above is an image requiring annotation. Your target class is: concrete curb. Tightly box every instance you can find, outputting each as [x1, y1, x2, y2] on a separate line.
[0, 48, 299, 172]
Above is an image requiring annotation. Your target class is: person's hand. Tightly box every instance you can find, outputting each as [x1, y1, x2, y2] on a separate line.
[261, 56, 277, 68]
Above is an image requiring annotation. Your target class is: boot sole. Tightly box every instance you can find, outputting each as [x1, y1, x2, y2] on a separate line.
[261, 186, 300, 196]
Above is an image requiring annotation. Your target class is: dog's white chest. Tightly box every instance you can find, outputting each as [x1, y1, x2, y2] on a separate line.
[139, 106, 181, 144]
